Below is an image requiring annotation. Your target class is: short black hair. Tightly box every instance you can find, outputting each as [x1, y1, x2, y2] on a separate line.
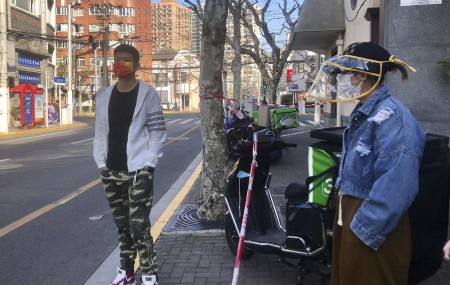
[114, 44, 140, 64]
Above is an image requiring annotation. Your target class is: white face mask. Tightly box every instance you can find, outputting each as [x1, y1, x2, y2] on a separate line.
[336, 73, 362, 99]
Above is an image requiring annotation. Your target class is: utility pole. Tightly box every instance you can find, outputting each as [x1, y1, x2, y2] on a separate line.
[102, 0, 109, 87]
[67, 1, 73, 124]
[0, 0, 9, 133]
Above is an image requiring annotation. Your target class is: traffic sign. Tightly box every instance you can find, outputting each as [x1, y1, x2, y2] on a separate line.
[54, 77, 66, 85]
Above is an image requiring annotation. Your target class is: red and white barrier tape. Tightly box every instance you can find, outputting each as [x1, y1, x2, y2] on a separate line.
[231, 132, 258, 285]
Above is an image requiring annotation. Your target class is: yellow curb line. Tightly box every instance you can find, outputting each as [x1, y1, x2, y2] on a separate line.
[134, 161, 203, 272]
[0, 123, 88, 138]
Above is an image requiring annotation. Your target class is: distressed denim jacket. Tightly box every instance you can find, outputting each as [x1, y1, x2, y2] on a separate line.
[335, 85, 426, 250]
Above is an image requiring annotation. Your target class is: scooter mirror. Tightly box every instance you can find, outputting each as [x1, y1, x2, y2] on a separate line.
[280, 116, 297, 127]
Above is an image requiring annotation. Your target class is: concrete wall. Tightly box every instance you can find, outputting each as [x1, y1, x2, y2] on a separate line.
[384, 0, 450, 138]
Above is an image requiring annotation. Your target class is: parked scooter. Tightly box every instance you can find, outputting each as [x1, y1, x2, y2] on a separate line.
[225, 109, 297, 162]
[223, 135, 339, 284]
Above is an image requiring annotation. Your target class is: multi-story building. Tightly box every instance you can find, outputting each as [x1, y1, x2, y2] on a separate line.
[54, 0, 152, 110]
[151, 0, 192, 53]
[2, 0, 56, 132]
[191, 13, 201, 56]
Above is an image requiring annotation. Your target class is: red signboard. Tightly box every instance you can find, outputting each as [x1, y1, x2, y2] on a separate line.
[287, 69, 293, 83]
[9, 83, 44, 129]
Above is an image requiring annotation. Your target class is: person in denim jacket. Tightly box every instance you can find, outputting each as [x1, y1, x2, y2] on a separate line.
[319, 42, 426, 284]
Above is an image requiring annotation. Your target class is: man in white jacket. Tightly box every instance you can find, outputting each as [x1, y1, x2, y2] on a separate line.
[93, 44, 166, 285]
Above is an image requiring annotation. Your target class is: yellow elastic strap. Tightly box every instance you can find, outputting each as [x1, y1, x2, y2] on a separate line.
[389, 55, 417, 72]
[337, 54, 416, 72]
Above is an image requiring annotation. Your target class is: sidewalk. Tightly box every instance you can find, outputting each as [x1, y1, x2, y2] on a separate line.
[154, 170, 450, 285]
[153, 175, 302, 285]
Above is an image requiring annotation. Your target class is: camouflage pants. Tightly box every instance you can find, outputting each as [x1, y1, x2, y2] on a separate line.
[100, 166, 158, 275]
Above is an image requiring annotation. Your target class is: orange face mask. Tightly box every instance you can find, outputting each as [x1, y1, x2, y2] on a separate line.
[113, 61, 135, 79]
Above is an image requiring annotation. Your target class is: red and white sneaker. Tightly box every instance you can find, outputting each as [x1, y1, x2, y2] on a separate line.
[141, 274, 158, 285]
[110, 267, 136, 285]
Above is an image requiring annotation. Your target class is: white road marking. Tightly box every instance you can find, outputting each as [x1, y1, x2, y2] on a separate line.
[180, 119, 194, 124]
[0, 159, 11, 163]
[166, 119, 181, 124]
[65, 138, 94, 145]
[195, 120, 201, 125]
[280, 130, 312, 137]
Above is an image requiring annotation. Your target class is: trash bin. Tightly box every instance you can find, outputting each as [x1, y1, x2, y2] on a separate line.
[310, 128, 450, 284]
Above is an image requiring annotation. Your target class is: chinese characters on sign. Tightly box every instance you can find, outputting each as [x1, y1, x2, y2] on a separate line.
[19, 73, 40, 84]
[18, 55, 41, 69]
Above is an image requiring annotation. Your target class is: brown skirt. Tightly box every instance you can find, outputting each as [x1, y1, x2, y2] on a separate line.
[331, 195, 411, 285]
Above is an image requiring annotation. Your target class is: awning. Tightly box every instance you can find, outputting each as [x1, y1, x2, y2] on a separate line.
[289, 0, 345, 53]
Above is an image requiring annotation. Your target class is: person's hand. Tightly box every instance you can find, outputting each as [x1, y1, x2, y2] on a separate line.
[444, 240, 450, 262]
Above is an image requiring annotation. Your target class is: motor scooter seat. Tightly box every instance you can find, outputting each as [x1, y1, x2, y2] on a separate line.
[285, 182, 309, 203]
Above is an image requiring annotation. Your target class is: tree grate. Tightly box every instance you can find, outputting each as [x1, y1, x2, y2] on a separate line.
[164, 204, 224, 232]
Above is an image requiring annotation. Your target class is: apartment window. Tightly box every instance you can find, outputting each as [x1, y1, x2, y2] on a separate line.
[76, 24, 84, 33]
[76, 57, 85, 66]
[74, 41, 84, 49]
[56, 40, 68, 48]
[89, 6, 102, 15]
[73, 7, 84, 16]
[56, 6, 68, 15]
[12, 0, 35, 13]
[118, 7, 135, 16]
[56, 24, 68, 32]
[89, 24, 102, 32]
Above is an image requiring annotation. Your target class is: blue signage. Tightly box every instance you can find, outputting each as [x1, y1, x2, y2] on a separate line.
[54, 77, 66, 84]
[19, 73, 41, 84]
[18, 55, 41, 69]
[23, 93, 33, 123]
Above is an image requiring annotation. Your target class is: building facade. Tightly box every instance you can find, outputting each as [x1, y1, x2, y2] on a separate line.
[151, 0, 192, 53]
[54, 0, 152, 110]
[2, 0, 56, 132]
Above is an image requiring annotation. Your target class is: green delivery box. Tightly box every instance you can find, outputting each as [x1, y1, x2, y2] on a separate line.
[270, 107, 298, 129]
[252, 110, 258, 125]
[308, 142, 341, 206]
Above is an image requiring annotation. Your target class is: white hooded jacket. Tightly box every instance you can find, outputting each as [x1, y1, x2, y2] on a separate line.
[93, 81, 167, 171]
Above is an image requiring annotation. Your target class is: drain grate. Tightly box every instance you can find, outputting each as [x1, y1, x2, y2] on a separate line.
[164, 204, 224, 232]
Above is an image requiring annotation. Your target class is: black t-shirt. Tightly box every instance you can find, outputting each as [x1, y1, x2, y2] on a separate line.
[106, 83, 139, 171]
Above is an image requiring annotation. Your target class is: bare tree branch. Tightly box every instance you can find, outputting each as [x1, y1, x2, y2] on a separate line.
[184, 0, 204, 21]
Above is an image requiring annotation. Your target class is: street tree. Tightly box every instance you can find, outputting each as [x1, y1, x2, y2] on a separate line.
[237, 0, 300, 103]
[186, 0, 301, 104]
[185, 0, 229, 220]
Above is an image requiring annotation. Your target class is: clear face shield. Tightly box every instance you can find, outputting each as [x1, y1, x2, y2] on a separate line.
[306, 55, 384, 102]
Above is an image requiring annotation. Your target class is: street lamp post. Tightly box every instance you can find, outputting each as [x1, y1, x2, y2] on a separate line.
[67, 0, 81, 124]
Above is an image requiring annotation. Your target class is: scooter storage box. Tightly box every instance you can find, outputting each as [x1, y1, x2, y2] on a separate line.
[285, 202, 323, 251]
[310, 128, 450, 284]
[308, 141, 341, 206]
[270, 107, 298, 129]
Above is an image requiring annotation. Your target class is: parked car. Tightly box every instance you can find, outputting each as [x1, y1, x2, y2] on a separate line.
[161, 102, 179, 111]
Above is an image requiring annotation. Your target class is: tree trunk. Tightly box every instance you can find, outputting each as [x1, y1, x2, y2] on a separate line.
[197, 0, 229, 221]
[231, 0, 242, 103]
